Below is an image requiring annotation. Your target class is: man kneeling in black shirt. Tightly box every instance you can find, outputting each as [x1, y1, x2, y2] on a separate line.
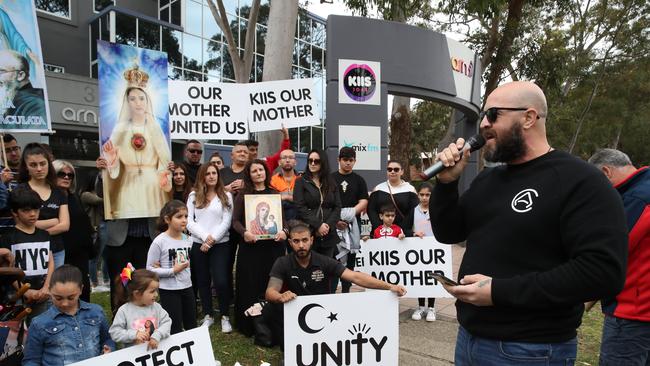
[263, 220, 406, 346]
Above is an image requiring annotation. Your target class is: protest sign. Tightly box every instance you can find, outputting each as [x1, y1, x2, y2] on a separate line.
[245, 194, 283, 240]
[284, 291, 398, 366]
[98, 41, 171, 220]
[0, 2, 51, 132]
[169, 80, 247, 140]
[356, 237, 454, 298]
[247, 78, 319, 132]
[69, 326, 214, 366]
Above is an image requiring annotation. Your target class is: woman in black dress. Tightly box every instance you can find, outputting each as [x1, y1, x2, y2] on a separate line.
[293, 149, 341, 258]
[53, 159, 94, 301]
[232, 159, 287, 336]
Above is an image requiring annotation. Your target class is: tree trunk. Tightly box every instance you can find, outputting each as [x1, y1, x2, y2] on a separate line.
[483, 0, 525, 97]
[386, 6, 411, 179]
[206, 0, 260, 84]
[568, 78, 599, 153]
[257, 0, 299, 157]
[389, 96, 412, 180]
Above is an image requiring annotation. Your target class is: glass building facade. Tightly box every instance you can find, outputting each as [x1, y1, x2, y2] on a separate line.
[88, 0, 326, 153]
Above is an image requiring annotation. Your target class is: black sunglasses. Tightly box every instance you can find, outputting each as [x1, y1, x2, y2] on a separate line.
[480, 107, 540, 124]
[308, 158, 321, 165]
[57, 172, 75, 179]
[387, 167, 401, 173]
[188, 149, 203, 154]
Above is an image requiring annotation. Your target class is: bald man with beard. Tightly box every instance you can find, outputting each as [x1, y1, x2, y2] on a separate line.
[430, 81, 628, 365]
[0, 50, 46, 128]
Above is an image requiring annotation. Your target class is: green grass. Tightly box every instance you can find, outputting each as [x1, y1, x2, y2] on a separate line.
[577, 308, 605, 365]
[93, 292, 605, 365]
[91, 292, 282, 366]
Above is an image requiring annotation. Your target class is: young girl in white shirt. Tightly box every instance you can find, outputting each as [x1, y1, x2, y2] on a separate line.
[147, 200, 196, 334]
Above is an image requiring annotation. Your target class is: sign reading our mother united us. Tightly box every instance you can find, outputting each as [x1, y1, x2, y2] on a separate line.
[168, 78, 319, 139]
[284, 291, 398, 366]
[355, 237, 454, 298]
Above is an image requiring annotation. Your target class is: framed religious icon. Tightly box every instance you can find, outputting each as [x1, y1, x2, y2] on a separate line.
[245, 194, 283, 240]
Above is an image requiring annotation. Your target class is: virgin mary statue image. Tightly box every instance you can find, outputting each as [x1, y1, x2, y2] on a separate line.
[102, 64, 171, 219]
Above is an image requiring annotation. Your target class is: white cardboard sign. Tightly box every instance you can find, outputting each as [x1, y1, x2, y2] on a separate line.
[355, 236, 454, 298]
[168, 80, 248, 140]
[284, 291, 399, 366]
[69, 326, 214, 366]
[247, 78, 319, 132]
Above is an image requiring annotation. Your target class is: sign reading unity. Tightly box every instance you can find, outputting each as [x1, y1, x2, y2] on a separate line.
[247, 78, 319, 132]
[168, 80, 247, 140]
[98, 41, 171, 220]
[285, 291, 398, 366]
[356, 237, 454, 298]
[69, 326, 213, 366]
[0, 2, 51, 132]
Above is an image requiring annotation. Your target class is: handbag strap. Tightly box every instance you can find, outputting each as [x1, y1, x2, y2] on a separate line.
[386, 181, 406, 219]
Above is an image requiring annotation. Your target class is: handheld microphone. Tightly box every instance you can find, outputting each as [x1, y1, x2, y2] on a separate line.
[419, 134, 486, 181]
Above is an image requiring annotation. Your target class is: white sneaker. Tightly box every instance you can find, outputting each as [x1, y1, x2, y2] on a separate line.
[425, 307, 436, 322]
[411, 306, 425, 320]
[91, 285, 109, 293]
[201, 315, 214, 327]
[221, 316, 232, 333]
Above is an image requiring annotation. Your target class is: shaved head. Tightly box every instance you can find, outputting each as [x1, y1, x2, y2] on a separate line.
[488, 81, 547, 120]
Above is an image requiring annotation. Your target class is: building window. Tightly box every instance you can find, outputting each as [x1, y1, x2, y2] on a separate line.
[159, 0, 182, 26]
[35, 0, 71, 19]
[44, 63, 65, 73]
[94, 0, 115, 12]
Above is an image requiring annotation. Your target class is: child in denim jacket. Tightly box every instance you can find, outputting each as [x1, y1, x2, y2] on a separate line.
[23, 265, 115, 365]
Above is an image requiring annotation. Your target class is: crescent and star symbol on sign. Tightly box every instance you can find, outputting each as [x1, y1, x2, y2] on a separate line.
[298, 303, 339, 334]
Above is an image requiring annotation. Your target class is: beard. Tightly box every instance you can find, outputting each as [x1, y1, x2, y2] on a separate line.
[483, 122, 527, 163]
[0, 81, 18, 113]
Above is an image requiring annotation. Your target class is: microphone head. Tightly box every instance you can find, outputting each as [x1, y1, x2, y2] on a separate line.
[466, 134, 486, 152]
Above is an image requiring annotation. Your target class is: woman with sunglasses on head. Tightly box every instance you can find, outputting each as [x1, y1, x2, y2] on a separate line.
[232, 159, 287, 337]
[367, 160, 418, 238]
[18, 143, 70, 268]
[171, 163, 192, 203]
[53, 160, 94, 302]
[293, 149, 342, 259]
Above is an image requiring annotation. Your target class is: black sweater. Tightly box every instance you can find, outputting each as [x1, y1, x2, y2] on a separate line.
[430, 150, 628, 342]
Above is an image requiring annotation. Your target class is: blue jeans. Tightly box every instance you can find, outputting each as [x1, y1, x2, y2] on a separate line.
[52, 250, 65, 269]
[600, 315, 650, 365]
[455, 326, 577, 365]
[89, 221, 109, 284]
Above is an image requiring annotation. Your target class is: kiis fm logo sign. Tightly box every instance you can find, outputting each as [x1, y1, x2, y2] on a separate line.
[342, 64, 377, 102]
[338, 60, 381, 105]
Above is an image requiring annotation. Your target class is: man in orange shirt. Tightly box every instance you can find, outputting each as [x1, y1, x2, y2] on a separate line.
[270, 149, 299, 220]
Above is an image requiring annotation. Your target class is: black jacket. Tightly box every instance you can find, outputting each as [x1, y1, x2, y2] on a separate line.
[294, 176, 341, 248]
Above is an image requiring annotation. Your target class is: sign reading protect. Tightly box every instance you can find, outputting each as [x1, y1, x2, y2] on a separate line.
[338, 59, 381, 105]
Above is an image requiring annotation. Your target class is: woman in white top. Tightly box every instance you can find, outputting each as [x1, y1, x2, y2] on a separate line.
[186, 162, 234, 333]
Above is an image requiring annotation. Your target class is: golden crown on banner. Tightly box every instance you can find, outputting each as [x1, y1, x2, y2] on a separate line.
[123, 64, 149, 88]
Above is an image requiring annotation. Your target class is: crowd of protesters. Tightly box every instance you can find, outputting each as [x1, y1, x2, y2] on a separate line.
[0, 81, 646, 366]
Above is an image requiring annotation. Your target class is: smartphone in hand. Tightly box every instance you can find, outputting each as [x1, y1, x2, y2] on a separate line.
[431, 273, 459, 286]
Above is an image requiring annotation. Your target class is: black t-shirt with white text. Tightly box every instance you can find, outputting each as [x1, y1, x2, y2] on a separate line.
[17, 184, 67, 252]
[0, 227, 51, 290]
[331, 171, 369, 209]
[269, 252, 346, 296]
